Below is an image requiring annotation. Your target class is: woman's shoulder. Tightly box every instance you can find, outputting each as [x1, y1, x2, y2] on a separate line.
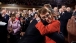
[15, 20, 20, 23]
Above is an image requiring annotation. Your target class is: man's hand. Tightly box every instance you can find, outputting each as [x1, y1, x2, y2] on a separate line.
[36, 17, 41, 22]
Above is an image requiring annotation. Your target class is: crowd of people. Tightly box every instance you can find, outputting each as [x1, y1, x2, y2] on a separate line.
[0, 4, 76, 43]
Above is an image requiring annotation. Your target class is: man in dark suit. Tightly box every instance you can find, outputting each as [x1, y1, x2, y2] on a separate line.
[1, 9, 9, 43]
[0, 13, 7, 43]
[59, 5, 72, 36]
[1, 9, 9, 23]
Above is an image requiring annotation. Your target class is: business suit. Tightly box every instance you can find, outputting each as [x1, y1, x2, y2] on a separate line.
[0, 13, 7, 43]
[3, 14, 9, 23]
[59, 11, 72, 36]
[18, 19, 45, 43]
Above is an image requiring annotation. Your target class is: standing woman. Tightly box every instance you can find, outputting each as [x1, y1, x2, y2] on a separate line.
[8, 14, 21, 43]
[15, 13, 20, 20]
[0, 13, 7, 43]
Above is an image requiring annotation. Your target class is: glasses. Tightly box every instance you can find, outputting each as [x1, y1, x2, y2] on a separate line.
[42, 14, 51, 19]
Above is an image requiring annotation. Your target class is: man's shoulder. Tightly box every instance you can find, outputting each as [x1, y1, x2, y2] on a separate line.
[30, 19, 37, 25]
[5, 14, 9, 17]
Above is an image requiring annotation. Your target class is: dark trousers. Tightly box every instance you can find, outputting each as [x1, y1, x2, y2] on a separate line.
[9, 34, 20, 43]
[0, 33, 7, 43]
[60, 22, 68, 37]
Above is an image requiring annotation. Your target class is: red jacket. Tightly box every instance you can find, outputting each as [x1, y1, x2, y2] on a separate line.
[35, 20, 60, 43]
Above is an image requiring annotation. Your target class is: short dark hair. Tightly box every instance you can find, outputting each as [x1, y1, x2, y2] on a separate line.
[62, 5, 67, 7]
[10, 14, 15, 17]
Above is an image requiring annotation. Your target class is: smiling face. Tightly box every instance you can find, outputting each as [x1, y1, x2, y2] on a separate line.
[39, 8, 53, 23]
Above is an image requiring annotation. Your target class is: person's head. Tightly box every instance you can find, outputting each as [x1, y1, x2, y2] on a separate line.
[1, 9, 6, 14]
[66, 7, 71, 12]
[33, 12, 38, 18]
[25, 14, 28, 18]
[32, 8, 36, 13]
[15, 13, 20, 18]
[20, 17, 25, 23]
[38, 8, 53, 23]
[61, 5, 67, 11]
[59, 8, 64, 13]
[28, 10, 33, 14]
[53, 7, 58, 12]
[10, 14, 16, 21]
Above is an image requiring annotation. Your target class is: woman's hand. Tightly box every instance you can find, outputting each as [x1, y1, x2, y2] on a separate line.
[8, 28, 13, 33]
[20, 32, 25, 36]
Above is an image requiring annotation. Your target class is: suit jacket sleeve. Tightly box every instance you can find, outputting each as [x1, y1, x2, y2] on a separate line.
[35, 20, 60, 35]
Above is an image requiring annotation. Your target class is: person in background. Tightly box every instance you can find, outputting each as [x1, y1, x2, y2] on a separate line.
[72, 5, 76, 16]
[33, 8, 36, 13]
[1, 9, 9, 23]
[20, 17, 26, 36]
[24, 14, 31, 25]
[8, 14, 21, 43]
[28, 10, 33, 17]
[53, 7, 60, 19]
[30, 8, 36, 17]
[59, 5, 69, 37]
[73, 5, 76, 12]
[30, 12, 39, 23]
[1, 9, 9, 42]
[66, 7, 72, 19]
[0, 13, 7, 43]
[61, 5, 67, 11]
[15, 13, 20, 20]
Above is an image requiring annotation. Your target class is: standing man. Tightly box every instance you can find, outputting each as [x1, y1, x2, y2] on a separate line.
[1, 9, 9, 23]
[59, 5, 71, 36]
[0, 13, 7, 43]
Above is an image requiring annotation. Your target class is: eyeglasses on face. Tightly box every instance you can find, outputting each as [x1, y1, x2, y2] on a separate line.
[42, 14, 51, 19]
